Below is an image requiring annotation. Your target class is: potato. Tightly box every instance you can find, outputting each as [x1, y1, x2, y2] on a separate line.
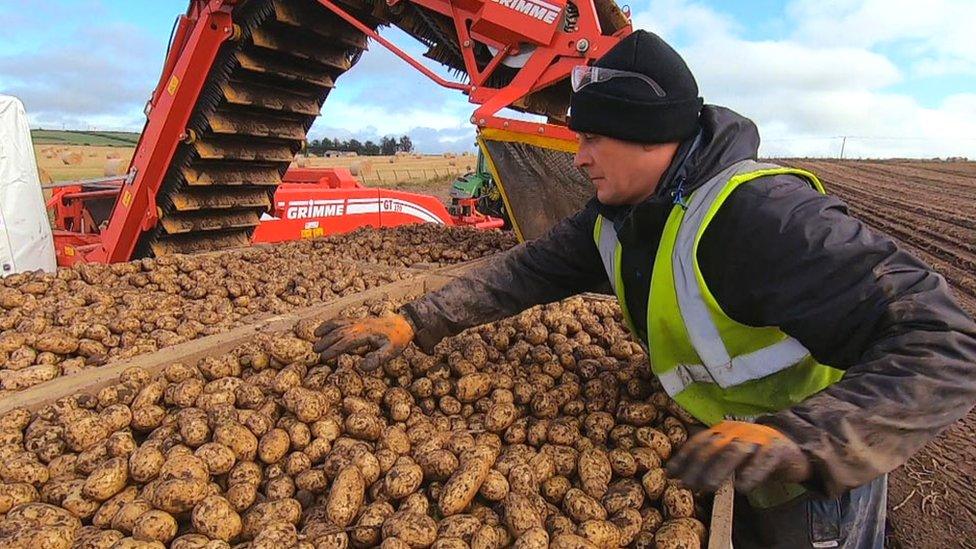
[653, 520, 701, 549]
[431, 537, 467, 549]
[326, 465, 365, 527]
[662, 485, 695, 519]
[0, 502, 79, 548]
[0, 482, 39, 513]
[418, 449, 458, 481]
[502, 492, 542, 537]
[0, 363, 60, 390]
[642, 468, 667, 501]
[577, 520, 621, 548]
[439, 446, 494, 516]
[437, 513, 481, 541]
[484, 402, 517, 432]
[194, 442, 236, 475]
[241, 498, 302, 539]
[345, 412, 383, 441]
[384, 458, 424, 499]
[669, 517, 707, 544]
[350, 501, 395, 546]
[635, 428, 672, 461]
[455, 373, 492, 403]
[147, 478, 207, 513]
[92, 486, 137, 528]
[610, 508, 643, 546]
[257, 428, 290, 464]
[83, 457, 128, 501]
[282, 386, 325, 423]
[602, 478, 644, 515]
[74, 528, 125, 549]
[513, 526, 549, 549]
[130, 406, 166, 432]
[126, 446, 164, 485]
[191, 495, 242, 542]
[540, 475, 571, 505]
[213, 422, 258, 461]
[562, 488, 606, 523]
[170, 534, 220, 549]
[550, 533, 599, 549]
[61, 480, 100, 519]
[34, 331, 80, 354]
[111, 499, 153, 534]
[225, 482, 258, 513]
[382, 511, 437, 548]
[577, 448, 612, 499]
[132, 509, 177, 543]
[478, 468, 509, 501]
[616, 402, 657, 426]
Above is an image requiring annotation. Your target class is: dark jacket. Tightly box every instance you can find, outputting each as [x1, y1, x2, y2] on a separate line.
[401, 105, 976, 496]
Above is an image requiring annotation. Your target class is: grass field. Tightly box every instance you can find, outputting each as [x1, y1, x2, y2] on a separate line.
[31, 129, 139, 147]
[32, 141, 473, 204]
[33, 144, 135, 182]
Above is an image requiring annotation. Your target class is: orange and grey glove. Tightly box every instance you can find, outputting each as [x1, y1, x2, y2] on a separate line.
[313, 313, 414, 372]
[666, 421, 810, 493]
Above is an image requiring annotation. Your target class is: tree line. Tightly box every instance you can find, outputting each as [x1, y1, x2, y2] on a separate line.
[306, 135, 414, 156]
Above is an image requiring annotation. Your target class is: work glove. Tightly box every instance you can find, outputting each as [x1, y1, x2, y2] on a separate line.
[666, 420, 810, 493]
[313, 313, 414, 372]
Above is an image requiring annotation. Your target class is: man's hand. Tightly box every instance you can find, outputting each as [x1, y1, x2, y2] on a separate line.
[313, 313, 414, 372]
[666, 421, 810, 493]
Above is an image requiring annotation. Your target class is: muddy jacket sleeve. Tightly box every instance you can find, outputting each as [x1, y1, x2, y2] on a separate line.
[698, 174, 976, 497]
[401, 201, 608, 352]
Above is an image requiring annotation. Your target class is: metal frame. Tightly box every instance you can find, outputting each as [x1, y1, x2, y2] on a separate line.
[82, 0, 238, 264]
[53, 0, 629, 264]
[316, 0, 629, 141]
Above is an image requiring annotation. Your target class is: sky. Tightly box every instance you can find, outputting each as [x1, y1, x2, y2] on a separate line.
[0, 0, 974, 157]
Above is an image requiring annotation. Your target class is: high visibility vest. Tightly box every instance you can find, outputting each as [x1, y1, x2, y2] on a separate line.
[593, 160, 844, 427]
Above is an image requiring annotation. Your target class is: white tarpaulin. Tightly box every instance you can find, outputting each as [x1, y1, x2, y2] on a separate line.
[0, 95, 56, 276]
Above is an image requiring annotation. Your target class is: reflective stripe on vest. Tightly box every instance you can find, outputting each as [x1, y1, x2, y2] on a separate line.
[667, 161, 815, 392]
[592, 160, 843, 425]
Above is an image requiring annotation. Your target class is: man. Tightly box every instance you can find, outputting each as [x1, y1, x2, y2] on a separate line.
[315, 30, 976, 547]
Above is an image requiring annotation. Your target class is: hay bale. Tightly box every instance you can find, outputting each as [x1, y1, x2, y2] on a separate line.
[104, 158, 125, 176]
[60, 151, 83, 165]
[448, 160, 457, 166]
[349, 159, 374, 176]
[106, 152, 120, 160]
[388, 158, 395, 163]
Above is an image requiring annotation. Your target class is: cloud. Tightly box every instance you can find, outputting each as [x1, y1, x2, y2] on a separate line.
[0, 17, 157, 130]
[787, 0, 976, 76]
[3, 0, 973, 156]
[628, 0, 976, 158]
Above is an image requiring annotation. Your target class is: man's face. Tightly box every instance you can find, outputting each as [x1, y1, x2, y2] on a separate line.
[574, 133, 679, 206]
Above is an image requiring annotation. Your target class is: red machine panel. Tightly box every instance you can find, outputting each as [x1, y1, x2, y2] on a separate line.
[473, 0, 567, 45]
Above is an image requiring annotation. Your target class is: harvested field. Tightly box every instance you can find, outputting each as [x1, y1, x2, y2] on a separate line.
[786, 159, 976, 549]
[33, 145, 135, 182]
[0, 225, 515, 394]
[33, 144, 465, 204]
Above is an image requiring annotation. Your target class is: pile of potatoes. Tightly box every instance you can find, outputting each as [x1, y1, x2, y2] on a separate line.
[0, 295, 708, 548]
[0, 226, 515, 393]
[311, 225, 517, 268]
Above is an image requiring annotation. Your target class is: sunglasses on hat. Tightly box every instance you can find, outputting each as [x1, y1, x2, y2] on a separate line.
[571, 65, 667, 97]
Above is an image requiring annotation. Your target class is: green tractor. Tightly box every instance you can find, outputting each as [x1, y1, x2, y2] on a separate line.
[448, 149, 511, 228]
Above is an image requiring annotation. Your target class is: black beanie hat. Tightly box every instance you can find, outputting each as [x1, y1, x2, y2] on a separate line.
[569, 30, 703, 143]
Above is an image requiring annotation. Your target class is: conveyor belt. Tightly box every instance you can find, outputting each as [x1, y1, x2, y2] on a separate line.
[138, 0, 372, 257]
